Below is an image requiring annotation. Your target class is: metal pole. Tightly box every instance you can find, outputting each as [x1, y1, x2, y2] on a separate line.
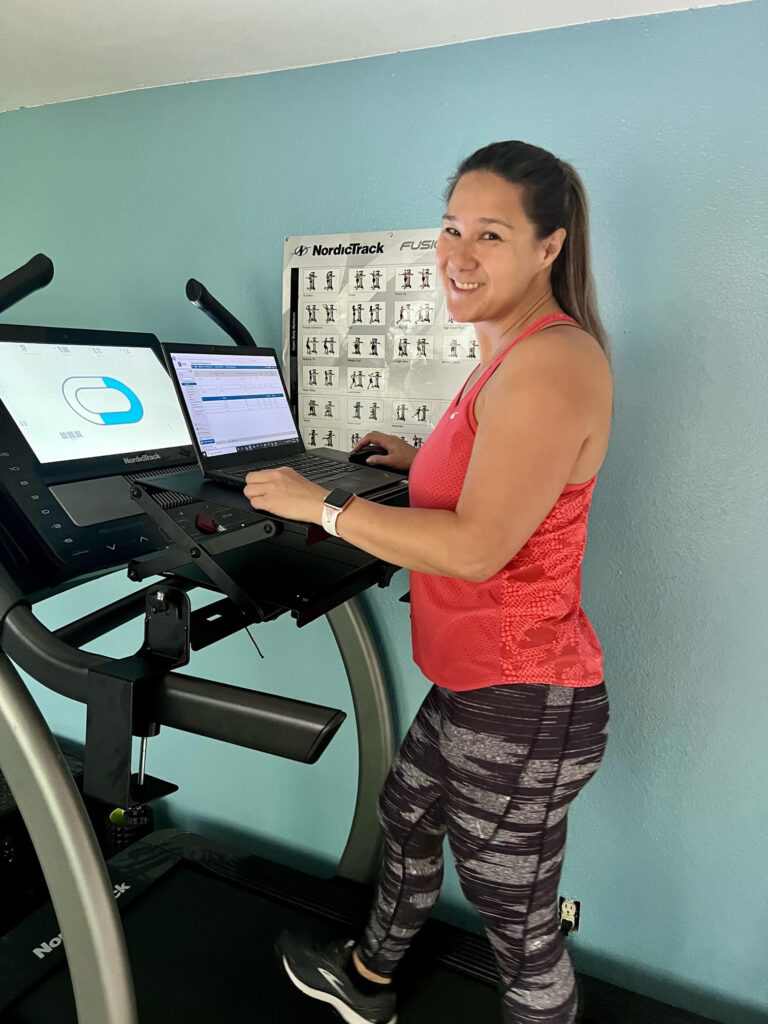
[326, 597, 395, 883]
[0, 652, 138, 1023]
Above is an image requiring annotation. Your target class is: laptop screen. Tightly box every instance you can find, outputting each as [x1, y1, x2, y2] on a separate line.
[167, 349, 300, 459]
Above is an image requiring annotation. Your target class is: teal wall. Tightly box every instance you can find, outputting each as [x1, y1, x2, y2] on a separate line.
[2, 3, 767, 1021]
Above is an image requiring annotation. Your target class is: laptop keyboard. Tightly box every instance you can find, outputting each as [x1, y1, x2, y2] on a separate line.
[216, 453, 358, 485]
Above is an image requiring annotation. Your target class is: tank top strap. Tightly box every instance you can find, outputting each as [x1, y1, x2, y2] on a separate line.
[470, 312, 579, 395]
[451, 313, 580, 411]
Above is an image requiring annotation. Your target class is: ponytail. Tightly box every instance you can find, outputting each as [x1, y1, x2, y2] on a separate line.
[552, 162, 610, 360]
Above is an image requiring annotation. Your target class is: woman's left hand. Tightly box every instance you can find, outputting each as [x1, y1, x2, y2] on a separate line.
[242, 467, 328, 522]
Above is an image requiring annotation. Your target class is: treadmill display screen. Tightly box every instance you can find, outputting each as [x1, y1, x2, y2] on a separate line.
[0, 342, 191, 465]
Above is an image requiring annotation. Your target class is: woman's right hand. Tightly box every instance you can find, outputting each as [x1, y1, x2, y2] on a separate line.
[352, 431, 418, 473]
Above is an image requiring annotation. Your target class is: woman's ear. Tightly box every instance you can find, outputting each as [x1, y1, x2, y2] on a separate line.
[542, 227, 567, 269]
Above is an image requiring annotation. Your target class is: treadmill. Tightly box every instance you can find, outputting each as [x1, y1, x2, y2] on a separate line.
[0, 256, 504, 1024]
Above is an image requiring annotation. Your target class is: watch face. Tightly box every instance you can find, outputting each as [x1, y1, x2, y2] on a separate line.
[325, 488, 354, 509]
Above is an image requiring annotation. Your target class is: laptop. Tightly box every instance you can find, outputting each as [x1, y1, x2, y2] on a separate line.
[162, 343, 407, 496]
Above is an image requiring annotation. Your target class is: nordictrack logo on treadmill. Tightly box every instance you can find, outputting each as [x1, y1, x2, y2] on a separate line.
[123, 452, 161, 465]
[32, 883, 131, 959]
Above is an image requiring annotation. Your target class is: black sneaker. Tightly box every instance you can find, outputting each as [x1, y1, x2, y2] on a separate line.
[277, 930, 397, 1024]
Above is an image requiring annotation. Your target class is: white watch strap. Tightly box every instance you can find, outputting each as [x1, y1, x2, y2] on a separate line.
[321, 501, 345, 537]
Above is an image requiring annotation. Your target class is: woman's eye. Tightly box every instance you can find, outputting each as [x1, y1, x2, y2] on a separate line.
[443, 226, 459, 237]
[482, 232, 500, 241]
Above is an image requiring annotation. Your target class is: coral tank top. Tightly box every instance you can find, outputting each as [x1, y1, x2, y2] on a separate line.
[408, 314, 604, 690]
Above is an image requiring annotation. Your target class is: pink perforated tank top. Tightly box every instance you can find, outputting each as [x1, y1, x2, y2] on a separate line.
[408, 313, 604, 690]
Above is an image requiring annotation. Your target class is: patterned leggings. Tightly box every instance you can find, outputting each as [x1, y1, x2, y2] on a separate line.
[356, 681, 610, 1024]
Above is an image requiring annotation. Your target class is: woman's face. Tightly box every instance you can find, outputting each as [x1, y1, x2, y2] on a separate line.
[436, 170, 561, 327]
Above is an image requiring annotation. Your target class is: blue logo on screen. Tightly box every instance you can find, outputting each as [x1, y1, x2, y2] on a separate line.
[62, 376, 144, 425]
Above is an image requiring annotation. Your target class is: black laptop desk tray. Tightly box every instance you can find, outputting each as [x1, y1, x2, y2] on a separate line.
[133, 456, 408, 628]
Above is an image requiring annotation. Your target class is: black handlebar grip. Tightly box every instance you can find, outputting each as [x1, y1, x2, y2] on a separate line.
[0, 254, 54, 315]
[184, 277, 256, 347]
[185, 278, 206, 305]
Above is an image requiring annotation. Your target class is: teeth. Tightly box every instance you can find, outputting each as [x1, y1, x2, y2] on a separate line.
[454, 281, 481, 291]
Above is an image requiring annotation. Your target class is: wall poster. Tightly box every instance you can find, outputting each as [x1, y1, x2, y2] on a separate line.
[282, 229, 478, 453]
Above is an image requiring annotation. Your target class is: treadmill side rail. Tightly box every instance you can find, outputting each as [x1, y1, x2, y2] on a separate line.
[0, 653, 138, 1023]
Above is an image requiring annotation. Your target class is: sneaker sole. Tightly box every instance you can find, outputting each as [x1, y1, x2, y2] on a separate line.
[281, 955, 397, 1024]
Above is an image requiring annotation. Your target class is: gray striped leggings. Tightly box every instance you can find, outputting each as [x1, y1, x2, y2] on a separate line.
[357, 680, 610, 1024]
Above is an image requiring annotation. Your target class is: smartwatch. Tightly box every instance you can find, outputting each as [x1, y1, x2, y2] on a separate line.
[321, 488, 355, 537]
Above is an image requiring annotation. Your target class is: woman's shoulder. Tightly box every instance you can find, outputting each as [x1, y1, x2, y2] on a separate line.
[520, 320, 606, 359]
[496, 322, 611, 395]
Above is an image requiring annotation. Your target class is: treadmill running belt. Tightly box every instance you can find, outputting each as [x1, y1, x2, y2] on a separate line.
[4, 851, 502, 1023]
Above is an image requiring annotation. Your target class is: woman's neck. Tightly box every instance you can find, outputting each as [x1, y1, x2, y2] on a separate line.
[475, 289, 562, 364]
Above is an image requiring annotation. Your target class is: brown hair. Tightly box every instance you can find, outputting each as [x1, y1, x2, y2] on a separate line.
[446, 141, 610, 359]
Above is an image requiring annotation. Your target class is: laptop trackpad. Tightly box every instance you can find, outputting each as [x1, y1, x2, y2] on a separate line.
[344, 466, 407, 494]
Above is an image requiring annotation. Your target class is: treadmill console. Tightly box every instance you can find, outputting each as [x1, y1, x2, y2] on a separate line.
[0, 324, 202, 598]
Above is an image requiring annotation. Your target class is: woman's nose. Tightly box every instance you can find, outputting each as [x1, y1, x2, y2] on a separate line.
[441, 235, 477, 272]
[450, 238, 478, 271]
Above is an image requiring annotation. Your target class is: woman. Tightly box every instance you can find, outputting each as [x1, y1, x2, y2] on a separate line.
[244, 140, 613, 1024]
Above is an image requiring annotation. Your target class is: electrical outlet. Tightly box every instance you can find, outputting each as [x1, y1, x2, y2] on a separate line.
[559, 897, 580, 934]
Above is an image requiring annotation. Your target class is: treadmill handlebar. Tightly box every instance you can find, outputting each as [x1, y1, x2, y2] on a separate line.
[0, 253, 54, 315]
[185, 278, 256, 347]
[0, 606, 345, 765]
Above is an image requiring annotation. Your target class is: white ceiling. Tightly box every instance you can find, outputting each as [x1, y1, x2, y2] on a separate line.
[0, 0, 752, 114]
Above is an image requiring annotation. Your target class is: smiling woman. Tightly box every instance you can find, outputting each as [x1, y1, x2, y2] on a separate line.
[440, 141, 610, 359]
[258, 140, 613, 1024]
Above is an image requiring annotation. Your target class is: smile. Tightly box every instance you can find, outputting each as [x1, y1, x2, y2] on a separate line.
[452, 280, 482, 291]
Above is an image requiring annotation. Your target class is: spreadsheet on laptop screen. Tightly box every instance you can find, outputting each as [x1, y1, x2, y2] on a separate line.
[168, 350, 300, 458]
